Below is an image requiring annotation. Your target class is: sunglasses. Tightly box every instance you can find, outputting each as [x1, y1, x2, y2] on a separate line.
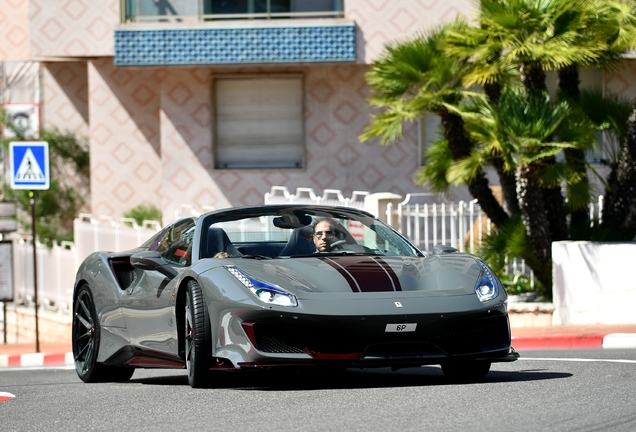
[313, 230, 336, 239]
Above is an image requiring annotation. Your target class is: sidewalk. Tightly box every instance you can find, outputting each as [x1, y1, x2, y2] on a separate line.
[2, 324, 636, 368]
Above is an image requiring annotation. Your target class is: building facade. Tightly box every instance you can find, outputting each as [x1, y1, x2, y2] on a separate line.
[1, 0, 636, 223]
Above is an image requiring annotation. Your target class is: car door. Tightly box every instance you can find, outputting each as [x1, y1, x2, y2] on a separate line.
[121, 218, 197, 357]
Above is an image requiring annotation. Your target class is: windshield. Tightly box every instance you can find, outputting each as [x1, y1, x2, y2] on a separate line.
[198, 206, 422, 259]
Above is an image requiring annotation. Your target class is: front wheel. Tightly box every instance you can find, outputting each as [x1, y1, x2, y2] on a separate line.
[184, 280, 212, 388]
[441, 360, 491, 381]
[72, 285, 134, 382]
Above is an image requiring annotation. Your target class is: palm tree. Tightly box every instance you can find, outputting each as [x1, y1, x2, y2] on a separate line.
[446, 0, 624, 242]
[445, 87, 595, 289]
[592, 0, 636, 238]
[360, 23, 510, 227]
[552, 0, 636, 237]
[602, 101, 636, 239]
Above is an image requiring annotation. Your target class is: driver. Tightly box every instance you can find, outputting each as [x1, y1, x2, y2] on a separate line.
[313, 218, 341, 252]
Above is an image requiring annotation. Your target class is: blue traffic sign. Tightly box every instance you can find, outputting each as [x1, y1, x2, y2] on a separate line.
[9, 141, 50, 190]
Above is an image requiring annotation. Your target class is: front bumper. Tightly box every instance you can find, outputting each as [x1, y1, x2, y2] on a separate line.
[229, 306, 517, 369]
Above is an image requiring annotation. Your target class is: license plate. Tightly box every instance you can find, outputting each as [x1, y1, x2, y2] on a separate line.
[385, 323, 417, 332]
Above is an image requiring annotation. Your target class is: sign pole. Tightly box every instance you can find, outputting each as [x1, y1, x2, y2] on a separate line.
[2, 302, 6, 344]
[9, 141, 49, 352]
[30, 191, 39, 353]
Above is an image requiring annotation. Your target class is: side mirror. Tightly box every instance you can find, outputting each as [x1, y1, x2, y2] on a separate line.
[432, 245, 458, 255]
[130, 251, 178, 279]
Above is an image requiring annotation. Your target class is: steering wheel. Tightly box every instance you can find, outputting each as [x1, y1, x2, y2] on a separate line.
[326, 239, 347, 252]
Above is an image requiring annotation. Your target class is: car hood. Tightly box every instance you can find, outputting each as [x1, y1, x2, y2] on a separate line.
[229, 254, 485, 298]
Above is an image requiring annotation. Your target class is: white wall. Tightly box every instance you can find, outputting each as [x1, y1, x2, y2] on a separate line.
[552, 241, 636, 325]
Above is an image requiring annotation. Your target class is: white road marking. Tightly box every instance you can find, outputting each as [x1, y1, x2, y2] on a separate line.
[519, 357, 636, 364]
[0, 392, 16, 402]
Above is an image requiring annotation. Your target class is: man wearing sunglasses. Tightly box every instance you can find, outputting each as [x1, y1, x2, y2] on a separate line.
[312, 218, 342, 252]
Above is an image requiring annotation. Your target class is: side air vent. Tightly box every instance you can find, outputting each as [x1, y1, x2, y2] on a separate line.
[110, 258, 136, 290]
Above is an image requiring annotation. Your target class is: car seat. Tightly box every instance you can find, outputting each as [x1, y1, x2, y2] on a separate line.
[279, 226, 316, 256]
[207, 227, 242, 258]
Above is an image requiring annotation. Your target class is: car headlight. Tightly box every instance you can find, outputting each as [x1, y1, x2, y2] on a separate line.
[224, 265, 297, 307]
[475, 260, 501, 302]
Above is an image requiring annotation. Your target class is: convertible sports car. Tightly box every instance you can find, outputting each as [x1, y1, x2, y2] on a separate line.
[72, 205, 518, 387]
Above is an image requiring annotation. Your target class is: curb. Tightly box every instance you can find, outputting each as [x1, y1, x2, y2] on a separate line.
[512, 333, 636, 350]
[0, 352, 74, 368]
[1, 334, 636, 367]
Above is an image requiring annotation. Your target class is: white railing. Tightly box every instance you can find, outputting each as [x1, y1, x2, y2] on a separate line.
[264, 186, 368, 210]
[11, 215, 161, 312]
[74, 214, 161, 263]
[121, 0, 345, 23]
[12, 240, 77, 313]
[9, 191, 606, 313]
[173, 204, 217, 221]
[387, 194, 484, 254]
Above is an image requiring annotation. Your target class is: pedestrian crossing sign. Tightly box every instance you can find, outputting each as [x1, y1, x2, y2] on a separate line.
[9, 141, 50, 190]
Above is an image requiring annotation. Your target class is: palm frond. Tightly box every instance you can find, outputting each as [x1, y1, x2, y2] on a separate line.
[446, 150, 487, 185]
[577, 89, 632, 143]
[415, 137, 454, 193]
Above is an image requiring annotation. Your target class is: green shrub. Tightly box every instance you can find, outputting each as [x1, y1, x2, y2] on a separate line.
[123, 204, 162, 226]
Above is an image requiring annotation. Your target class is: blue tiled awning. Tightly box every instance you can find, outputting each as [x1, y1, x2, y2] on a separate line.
[114, 23, 356, 66]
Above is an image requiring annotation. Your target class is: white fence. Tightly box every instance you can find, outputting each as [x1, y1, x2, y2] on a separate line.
[7, 185, 605, 313]
[264, 187, 485, 254]
[12, 240, 77, 312]
[10, 216, 161, 312]
[73, 214, 161, 263]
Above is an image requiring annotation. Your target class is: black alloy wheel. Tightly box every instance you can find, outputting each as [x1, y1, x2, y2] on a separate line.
[184, 280, 212, 388]
[72, 284, 134, 382]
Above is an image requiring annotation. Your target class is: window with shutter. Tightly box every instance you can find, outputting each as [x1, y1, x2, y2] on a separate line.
[214, 75, 304, 169]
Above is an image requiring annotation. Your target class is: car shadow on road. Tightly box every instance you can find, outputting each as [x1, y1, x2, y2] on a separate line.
[130, 366, 572, 390]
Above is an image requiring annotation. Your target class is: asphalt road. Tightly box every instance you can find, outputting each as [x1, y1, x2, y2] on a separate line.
[1, 349, 635, 432]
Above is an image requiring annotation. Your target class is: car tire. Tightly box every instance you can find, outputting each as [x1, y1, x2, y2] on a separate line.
[441, 360, 491, 381]
[72, 284, 134, 383]
[184, 280, 212, 388]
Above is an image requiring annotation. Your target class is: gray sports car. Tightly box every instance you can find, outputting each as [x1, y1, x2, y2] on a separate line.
[72, 205, 518, 387]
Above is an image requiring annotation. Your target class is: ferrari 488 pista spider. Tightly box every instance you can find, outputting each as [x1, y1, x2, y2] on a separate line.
[72, 205, 518, 387]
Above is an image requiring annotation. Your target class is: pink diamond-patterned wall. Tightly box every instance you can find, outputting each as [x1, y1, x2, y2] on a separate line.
[78, 59, 434, 221]
[19, 0, 477, 65]
[346, 0, 477, 63]
[42, 62, 89, 137]
[88, 58, 162, 217]
[606, 60, 636, 101]
[29, 0, 118, 58]
[157, 63, 425, 220]
[0, 0, 31, 61]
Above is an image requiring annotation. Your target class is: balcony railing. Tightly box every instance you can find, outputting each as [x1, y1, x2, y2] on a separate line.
[121, 0, 345, 23]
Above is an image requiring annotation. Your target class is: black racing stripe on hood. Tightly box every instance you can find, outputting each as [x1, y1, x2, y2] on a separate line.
[320, 256, 402, 292]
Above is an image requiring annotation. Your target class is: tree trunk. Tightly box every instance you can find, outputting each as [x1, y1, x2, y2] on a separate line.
[484, 81, 501, 104]
[516, 163, 553, 291]
[557, 64, 580, 100]
[558, 65, 590, 239]
[541, 184, 569, 241]
[439, 111, 510, 228]
[602, 100, 636, 240]
[484, 80, 520, 215]
[492, 156, 521, 215]
[520, 62, 547, 94]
